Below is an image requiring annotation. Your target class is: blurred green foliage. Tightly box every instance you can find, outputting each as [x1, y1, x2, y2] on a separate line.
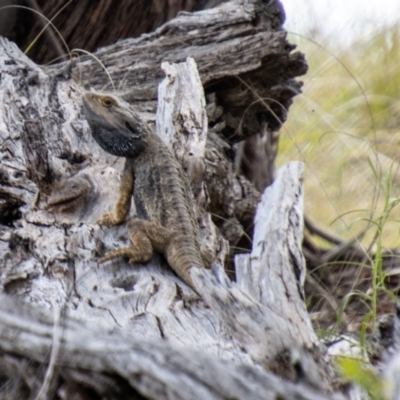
[337, 357, 388, 400]
[278, 24, 400, 248]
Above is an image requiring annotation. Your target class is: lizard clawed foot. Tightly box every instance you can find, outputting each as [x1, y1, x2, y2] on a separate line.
[98, 247, 152, 265]
[97, 212, 113, 226]
[97, 212, 125, 226]
[98, 248, 138, 263]
[98, 221, 155, 265]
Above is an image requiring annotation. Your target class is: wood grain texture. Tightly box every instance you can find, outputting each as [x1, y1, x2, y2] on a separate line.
[0, 295, 344, 400]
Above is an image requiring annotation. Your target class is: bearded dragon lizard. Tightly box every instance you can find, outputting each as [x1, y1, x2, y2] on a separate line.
[82, 91, 211, 292]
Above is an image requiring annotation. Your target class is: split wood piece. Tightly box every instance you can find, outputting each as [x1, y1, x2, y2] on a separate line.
[234, 162, 334, 386]
[236, 162, 307, 313]
[157, 57, 207, 192]
[0, 294, 344, 400]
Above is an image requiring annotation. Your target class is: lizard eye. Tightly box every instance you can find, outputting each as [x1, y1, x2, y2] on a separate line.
[101, 97, 114, 107]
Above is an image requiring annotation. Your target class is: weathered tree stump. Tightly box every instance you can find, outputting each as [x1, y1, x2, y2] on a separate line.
[0, 1, 346, 398]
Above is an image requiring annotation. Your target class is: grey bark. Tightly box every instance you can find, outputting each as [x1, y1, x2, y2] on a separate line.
[0, 1, 342, 399]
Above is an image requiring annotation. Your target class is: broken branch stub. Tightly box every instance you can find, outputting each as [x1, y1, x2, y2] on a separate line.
[157, 56, 228, 268]
[236, 162, 320, 350]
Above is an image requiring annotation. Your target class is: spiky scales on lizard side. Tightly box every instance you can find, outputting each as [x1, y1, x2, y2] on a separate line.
[82, 91, 212, 293]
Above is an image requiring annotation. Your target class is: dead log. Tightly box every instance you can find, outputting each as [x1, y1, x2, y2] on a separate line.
[0, 294, 343, 400]
[0, 1, 344, 398]
[0, 0, 229, 65]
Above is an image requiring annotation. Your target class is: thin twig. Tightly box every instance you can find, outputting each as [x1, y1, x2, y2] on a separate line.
[34, 304, 64, 400]
[304, 217, 342, 245]
[26, 0, 65, 59]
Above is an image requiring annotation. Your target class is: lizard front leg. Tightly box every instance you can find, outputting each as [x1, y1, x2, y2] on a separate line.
[98, 161, 134, 226]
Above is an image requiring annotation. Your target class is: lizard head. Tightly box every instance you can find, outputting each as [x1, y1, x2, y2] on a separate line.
[82, 91, 148, 158]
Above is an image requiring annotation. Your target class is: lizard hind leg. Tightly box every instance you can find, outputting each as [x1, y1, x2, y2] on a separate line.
[127, 219, 172, 254]
[98, 221, 153, 264]
[98, 219, 171, 265]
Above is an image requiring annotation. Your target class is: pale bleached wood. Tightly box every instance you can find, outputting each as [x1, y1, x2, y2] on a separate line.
[157, 57, 208, 182]
[0, 294, 344, 400]
[236, 161, 312, 343]
[233, 162, 334, 386]
[195, 164, 332, 388]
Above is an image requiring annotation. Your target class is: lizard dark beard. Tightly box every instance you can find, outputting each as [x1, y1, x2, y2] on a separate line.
[92, 126, 146, 158]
